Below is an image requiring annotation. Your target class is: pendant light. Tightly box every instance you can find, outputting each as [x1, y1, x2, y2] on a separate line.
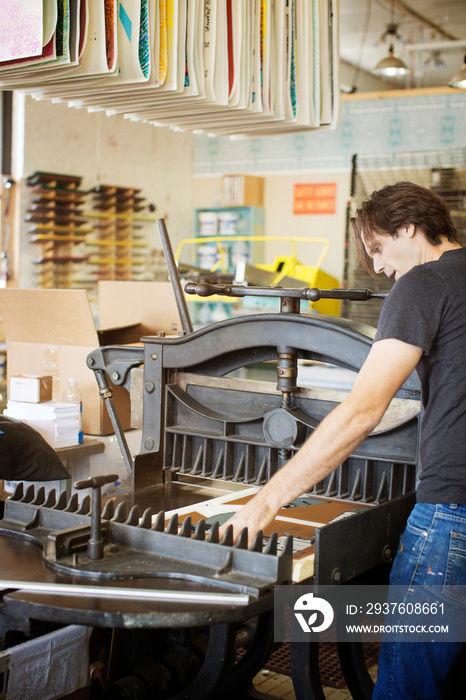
[374, 44, 408, 77]
[373, 1, 408, 78]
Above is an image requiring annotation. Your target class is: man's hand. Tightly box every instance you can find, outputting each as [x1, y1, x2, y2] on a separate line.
[218, 494, 277, 548]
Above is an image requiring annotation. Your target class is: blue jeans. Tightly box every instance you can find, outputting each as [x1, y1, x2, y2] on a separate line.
[373, 503, 466, 700]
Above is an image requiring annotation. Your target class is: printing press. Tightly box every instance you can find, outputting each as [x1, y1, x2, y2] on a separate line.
[0, 273, 422, 699]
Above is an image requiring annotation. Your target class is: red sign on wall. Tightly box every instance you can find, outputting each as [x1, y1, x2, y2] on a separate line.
[294, 183, 337, 214]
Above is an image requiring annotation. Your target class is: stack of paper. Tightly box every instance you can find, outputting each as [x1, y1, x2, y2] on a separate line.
[0, 0, 340, 137]
[159, 487, 368, 582]
[4, 400, 80, 449]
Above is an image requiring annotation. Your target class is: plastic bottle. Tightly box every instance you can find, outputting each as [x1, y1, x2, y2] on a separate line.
[62, 377, 83, 444]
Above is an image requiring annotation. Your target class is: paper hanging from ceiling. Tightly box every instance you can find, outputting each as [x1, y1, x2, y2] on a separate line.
[0, 0, 340, 137]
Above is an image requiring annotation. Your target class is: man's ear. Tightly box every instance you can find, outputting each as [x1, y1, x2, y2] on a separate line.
[405, 223, 416, 238]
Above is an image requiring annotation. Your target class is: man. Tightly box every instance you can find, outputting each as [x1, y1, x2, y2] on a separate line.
[222, 181, 466, 698]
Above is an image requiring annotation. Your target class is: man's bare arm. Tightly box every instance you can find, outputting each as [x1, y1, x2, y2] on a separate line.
[220, 338, 423, 545]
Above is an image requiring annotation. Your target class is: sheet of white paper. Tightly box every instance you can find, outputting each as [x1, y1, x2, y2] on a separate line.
[1, 626, 90, 700]
[43, 0, 58, 46]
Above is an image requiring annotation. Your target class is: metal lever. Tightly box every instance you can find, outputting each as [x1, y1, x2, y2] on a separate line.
[186, 282, 235, 297]
[74, 473, 118, 560]
[306, 287, 388, 301]
[184, 281, 387, 301]
[93, 369, 133, 476]
[0, 580, 251, 606]
[157, 218, 194, 334]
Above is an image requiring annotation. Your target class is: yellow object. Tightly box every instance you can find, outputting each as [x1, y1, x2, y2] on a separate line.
[256, 256, 340, 316]
[176, 235, 340, 317]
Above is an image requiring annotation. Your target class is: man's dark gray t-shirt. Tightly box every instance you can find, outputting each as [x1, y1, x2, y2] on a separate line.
[374, 246, 466, 504]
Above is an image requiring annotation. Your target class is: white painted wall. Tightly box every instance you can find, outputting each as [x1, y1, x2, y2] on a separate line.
[263, 172, 350, 283]
[18, 96, 195, 287]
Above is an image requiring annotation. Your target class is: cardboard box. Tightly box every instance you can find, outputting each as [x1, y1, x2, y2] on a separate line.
[97, 280, 182, 335]
[221, 174, 264, 207]
[0, 283, 182, 435]
[9, 374, 53, 403]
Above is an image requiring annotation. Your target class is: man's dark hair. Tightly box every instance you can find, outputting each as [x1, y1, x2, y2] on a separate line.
[351, 181, 459, 275]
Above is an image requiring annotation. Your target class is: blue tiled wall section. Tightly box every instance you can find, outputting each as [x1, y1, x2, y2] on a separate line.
[193, 93, 466, 175]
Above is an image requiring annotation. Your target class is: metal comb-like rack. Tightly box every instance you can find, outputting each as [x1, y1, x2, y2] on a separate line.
[1, 479, 292, 598]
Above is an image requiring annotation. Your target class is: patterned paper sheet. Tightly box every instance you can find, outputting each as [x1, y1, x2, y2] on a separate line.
[0, 0, 43, 63]
[160, 489, 368, 582]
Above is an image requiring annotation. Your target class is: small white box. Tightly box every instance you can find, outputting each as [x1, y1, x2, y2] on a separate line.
[9, 375, 53, 403]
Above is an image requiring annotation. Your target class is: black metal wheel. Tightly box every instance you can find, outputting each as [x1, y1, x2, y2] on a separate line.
[105, 624, 237, 700]
[337, 640, 375, 700]
[215, 611, 276, 698]
[166, 623, 237, 700]
[289, 641, 326, 700]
